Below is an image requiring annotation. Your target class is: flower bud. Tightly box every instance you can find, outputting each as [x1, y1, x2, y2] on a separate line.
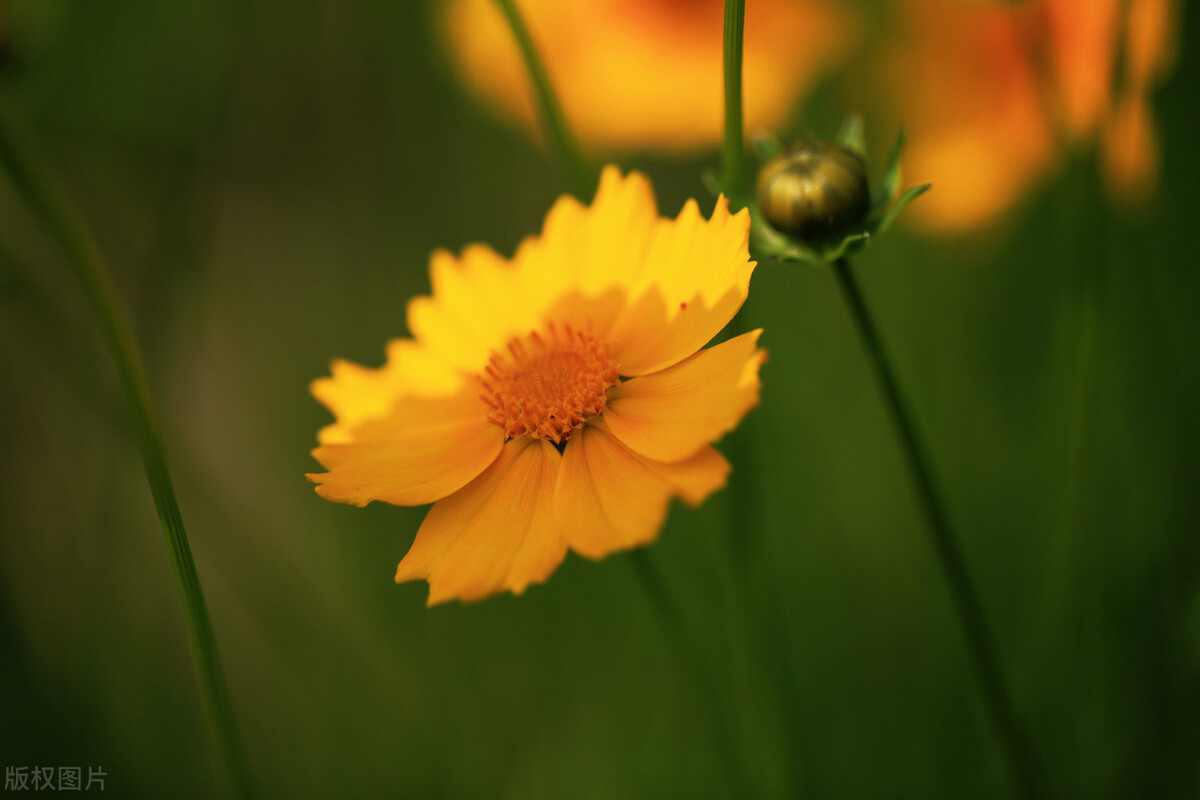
[756, 141, 870, 241]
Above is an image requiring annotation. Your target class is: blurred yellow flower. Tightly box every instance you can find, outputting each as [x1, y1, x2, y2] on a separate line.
[441, 0, 855, 151]
[880, 0, 1178, 233]
[308, 167, 764, 605]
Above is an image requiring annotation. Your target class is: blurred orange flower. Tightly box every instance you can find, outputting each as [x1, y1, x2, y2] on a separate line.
[880, 0, 1178, 233]
[441, 0, 855, 151]
[308, 168, 764, 605]
[878, 0, 1055, 233]
[1095, 0, 1178, 202]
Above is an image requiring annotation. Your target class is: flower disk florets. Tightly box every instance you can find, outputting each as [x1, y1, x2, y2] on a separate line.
[480, 323, 620, 445]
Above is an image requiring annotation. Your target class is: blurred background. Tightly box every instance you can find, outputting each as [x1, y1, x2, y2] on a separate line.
[0, 0, 1197, 797]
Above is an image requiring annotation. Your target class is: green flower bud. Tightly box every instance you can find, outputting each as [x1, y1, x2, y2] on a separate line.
[756, 141, 871, 242]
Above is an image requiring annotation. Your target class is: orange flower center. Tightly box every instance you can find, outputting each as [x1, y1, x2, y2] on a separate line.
[480, 324, 621, 445]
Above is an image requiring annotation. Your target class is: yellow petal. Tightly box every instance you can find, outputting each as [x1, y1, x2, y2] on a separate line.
[406, 245, 541, 375]
[605, 330, 765, 463]
[606, 196, 755, 375]
[403, 171, 752, 383]
[308, 386, 504, 507]
[555, 422, 729, 560]
[517, 166, 658, 310]
[516, 168, 750, 370]
[660, 445, 731, 507]
[311, 339, 463, 444]
[395, 438, 564, 605]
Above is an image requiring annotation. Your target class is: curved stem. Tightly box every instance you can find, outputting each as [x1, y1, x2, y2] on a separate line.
[721, 0, 747, 202]
[492, 0, 595, 200]
[831, 257, 1044, 800]
[0, 106, 255, 800]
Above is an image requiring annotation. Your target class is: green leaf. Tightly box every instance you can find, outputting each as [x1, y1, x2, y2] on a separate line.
[874, 183, 931, 237]
[701, 168, 725, 198]
[748, 204, 824, 265]
[837, 115, 867, 158]
[824, 231, 872, 262]
[0, 102, 256, 799]
[753, 134, 783, 162]
[872, 127, 906, 211]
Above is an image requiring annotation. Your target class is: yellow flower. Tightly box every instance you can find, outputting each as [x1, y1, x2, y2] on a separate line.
[307, 167, 765, 605]
[441, 0, 855, 152]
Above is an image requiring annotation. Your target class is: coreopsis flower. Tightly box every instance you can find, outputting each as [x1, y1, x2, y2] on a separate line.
[876, 0, 1178, 233]
[308, 167, 765, 605]
[441, 0, 855, 152]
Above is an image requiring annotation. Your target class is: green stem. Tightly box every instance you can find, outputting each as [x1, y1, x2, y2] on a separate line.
[831, 257, 1044, 800]
[492, 0, 595, 200]
[719, 5, 808, 793]
[722, 0, 753, 568]
[721, 0, 747, 202]
[0, 106, 254, 800]
[724, 311, 758, 573]
[721, 0, 752, 559]
[628, 550, 750, 798]
[1040, 199, 1104, 631]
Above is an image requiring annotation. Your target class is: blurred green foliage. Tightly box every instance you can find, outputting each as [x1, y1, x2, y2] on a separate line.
[1, 1, 1197, 798]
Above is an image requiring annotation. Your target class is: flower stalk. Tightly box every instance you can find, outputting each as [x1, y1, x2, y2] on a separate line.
[720, 0, 758, 571]
[492, 0, 595, 200]
[831, 256, 1044, 800]
[719, 6, 805, 796]
[0, 106, 255, 800]
[721, 0, 747, 202]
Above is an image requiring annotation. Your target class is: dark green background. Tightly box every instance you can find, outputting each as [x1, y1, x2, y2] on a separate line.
[1, 2, 1197, 798]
